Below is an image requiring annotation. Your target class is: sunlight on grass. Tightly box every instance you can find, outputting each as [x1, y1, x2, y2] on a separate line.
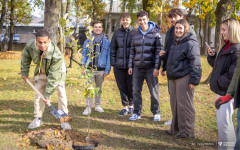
[0, 56, 233, 150]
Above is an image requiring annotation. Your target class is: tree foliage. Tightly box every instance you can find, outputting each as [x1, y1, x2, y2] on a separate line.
[73, 0, 106, 21]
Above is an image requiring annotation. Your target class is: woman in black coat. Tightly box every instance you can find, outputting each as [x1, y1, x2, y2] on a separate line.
[159, 19, 202, 139]
[208, 18, 240, 150]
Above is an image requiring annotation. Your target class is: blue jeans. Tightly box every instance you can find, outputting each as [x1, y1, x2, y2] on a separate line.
[132, 67, 160, 116]
[235, 107, 240, 150]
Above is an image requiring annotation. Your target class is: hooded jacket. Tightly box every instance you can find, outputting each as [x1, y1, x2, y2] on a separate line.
[110, 25, 136, 69]
[128, 21, 162, 69]
[165, 32, 202, 85]
[21, 39, 66, 98]
[208, 43, 240, 96]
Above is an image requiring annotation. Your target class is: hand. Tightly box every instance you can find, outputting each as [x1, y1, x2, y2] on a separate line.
[128, 68, 133, 75]
[104, 73, 109, 77]
[22, 76, 28, 82]
[159, 50, 166, 56]
[160, 68, 165, 76]
[189, 84, 196, 90]
[153, 69, 159, 77]
[43, 98, 50, 104]
[208, 48, 215, 56]
[215, 94, 232, 109]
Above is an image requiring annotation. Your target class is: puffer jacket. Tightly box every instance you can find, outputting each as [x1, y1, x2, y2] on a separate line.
[208, 43, 240, 96]
[21, 39, 65, 98]
[162, 25, 196, 71]
[110, 25, 136, 69]
[227, 51, 240, 108]
[81, 36, 111, 74]
[128, 21, 162, 69]
[165, 32, 202, 85]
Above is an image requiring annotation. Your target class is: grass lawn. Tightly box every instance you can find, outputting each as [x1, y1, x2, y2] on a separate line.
[0, 54, 237, 150]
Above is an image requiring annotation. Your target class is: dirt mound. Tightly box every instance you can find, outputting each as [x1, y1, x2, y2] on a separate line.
[22, 127, 97, 150]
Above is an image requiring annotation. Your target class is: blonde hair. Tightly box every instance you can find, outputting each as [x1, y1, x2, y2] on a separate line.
[220, 18, 240, 48]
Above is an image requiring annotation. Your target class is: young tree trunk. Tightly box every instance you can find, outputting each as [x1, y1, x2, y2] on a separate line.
[8, 0, 14, 51]
[106, 0, 113, 39]
[215, 0, 235, 52]
[44, 0, 61, 45]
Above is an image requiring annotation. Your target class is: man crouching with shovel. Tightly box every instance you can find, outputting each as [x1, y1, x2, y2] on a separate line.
[21, 29, 71, 130]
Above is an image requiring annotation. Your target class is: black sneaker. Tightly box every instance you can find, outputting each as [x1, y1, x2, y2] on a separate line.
[118, 109, 128, 116]
[128, 108, 133, 115]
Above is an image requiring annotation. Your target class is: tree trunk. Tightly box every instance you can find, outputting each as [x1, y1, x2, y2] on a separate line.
[66, 0, 71, 20]
[44, 0, 61, 45]
[142, 0, 150, 17]
[59, 0, 64, 53]
[215, 0, 235, 52]
[75, 5, 80, 40]
[0, 0, 7, 33]
[203, 13, 210, 56]
[0, 0, 7, 51]
[106, 0, 113, 39]
[8, 0, 14, 51]
[91, 0, 96, 24]
[198, 18, 203, 55]
[2, 17, 9, 52]
[122, 0, 126, 12]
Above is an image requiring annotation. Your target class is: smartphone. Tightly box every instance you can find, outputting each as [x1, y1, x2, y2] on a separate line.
[205, 42, 213, 53]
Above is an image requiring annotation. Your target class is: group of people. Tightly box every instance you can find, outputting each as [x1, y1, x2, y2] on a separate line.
[20, 7, 240, 150]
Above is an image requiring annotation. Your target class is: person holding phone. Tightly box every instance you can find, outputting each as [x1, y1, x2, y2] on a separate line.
[207, 18, 240, 150]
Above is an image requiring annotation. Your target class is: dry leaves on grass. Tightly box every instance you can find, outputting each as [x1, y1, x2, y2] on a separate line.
[0, 51, 22, 59]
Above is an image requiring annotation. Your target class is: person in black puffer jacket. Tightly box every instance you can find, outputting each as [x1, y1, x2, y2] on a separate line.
[110, 13, 136, 116]
[207, 18, 240, 150]
[128, 11, 163, 122]
[160, 19, 202, 139]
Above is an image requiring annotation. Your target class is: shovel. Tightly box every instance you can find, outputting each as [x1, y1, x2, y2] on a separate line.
[26, 78, 69, 120]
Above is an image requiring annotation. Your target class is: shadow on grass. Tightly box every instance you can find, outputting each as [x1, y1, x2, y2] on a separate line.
[0, 99, 217, 150]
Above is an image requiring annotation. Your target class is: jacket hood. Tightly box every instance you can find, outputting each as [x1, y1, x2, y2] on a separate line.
[175, 32, 198, 44]
[138, 21, 157, 36]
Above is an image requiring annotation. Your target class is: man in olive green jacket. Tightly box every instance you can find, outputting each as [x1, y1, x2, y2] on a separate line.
[21, 29, 70, 129]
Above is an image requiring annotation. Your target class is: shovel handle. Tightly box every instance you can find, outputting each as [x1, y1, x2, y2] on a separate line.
[26, 78, 51, 107]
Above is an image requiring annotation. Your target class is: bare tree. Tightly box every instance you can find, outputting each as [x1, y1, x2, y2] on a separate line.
[44, 0, 61, 45]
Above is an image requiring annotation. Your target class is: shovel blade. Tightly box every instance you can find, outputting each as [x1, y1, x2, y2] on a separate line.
[50, 105, 67, 119]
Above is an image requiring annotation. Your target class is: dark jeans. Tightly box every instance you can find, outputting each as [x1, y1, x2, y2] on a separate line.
[132, 67, 160, 115]
[114, 67, 133, 106]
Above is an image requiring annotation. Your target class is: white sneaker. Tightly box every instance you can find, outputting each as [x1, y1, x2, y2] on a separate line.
[28, 118, 42, 129]
[83, 107, 91, 115]
[153, 114, 161, 122]
[95, 106, 104, 113]
[164, 119, 172, 126]
[61, 122, 71, 130]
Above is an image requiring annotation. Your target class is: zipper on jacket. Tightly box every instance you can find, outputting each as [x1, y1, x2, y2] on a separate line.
[141, 35, 145, 66]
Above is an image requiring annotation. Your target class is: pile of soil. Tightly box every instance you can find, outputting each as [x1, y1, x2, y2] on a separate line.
[23, 127, 97, 150]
